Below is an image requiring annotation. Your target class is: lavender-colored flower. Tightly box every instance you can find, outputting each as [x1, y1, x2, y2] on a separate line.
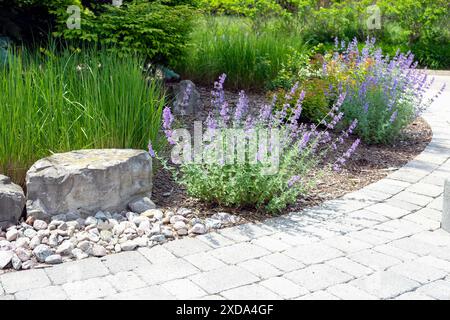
[220, 101, 230, 123]
[206, 112, 217, 130]
[287, 175, 301, 188]
[363, 102, 369, 113]
[286, 82, 299, 100]
[162, 106, 174, 130]
[147, 140, 155, 158]
[389, 110, 398, 123]
[212, 73, 227, 110]
[234, 90, 249, 123]
[333, 138, 361, 171]
[162, 106, 175, 144]
[298, 131, 311, 150]
[259, 104, 273, 123]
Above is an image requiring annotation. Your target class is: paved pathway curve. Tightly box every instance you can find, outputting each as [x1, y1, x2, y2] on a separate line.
[1, 75, 449, 300]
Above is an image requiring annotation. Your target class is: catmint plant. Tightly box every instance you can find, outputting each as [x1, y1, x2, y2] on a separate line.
[326, 37, 444, 144]
[150, 74, 359, 214]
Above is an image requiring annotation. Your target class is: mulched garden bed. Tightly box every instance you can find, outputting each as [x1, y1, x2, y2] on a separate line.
[152, 87, 432, 223]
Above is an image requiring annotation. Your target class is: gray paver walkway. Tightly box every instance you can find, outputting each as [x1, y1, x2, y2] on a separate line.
[1, 75, 449, 300]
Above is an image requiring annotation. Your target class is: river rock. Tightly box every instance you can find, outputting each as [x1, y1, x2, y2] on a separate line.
[33, 244, 54, 262]
[0, 250, 13, 269]
[141, 209, 163, 220]
[189, 223, 207, 235]
[128, 197, 156, 213]
[72, 248, 88, 260]
[0, 240, 12, 251]
[11, 254, 22, 270]
[24, 228, 37, 239]
[26, 149, 153, 219]
[120, 240, 137, 251]
[15, 247, 32, 262]
[45, 254, 62, 264]
[15, 237, 30, 248]
[56, 241, 74, 255]
[173, 221, 187, 231]
[0, 175, 26, 228]
[91, 244, 107, 257]
[33, 220, 48, 230]
[6, 228, 18, 241]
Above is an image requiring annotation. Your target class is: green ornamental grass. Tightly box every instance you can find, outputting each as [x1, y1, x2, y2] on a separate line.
[176, 16, 308, 90]
[0, 47, 165, 184]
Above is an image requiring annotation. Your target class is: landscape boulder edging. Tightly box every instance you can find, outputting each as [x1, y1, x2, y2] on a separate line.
[26, 149, 152, 220]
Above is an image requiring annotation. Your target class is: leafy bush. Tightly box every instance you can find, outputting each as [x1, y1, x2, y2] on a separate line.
[271, 78, 332, 123]
[379, 0, 450, 69]
[197, 0, 292, 18]
[176, 16, 308, 90]
[0, 46, 165, 184]
[55, 0, 195, 64]
[268, 48, 332, 122]
[325, 38, 444, 144]
[0, 1, 195, 65]
[153, 74, 359, 213]
[299, 0, 371, 45]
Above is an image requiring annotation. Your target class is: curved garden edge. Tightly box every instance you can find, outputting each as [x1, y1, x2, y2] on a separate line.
[0, 76, 449, 300]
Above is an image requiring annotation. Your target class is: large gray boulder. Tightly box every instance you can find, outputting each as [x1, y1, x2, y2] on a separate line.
[0, 175, 26, 228]
[443, 178, 450, 232]
[26, 149, 152, 220]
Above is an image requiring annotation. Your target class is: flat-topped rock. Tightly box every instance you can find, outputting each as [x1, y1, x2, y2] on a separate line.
[0, 175, 26, 228]
[26, 149, 152, 219]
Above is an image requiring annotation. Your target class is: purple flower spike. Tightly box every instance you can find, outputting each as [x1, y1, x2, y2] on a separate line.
[389, 110, 398, 123]
[162, 106, 174, 130]
[148, 140, 155, 158]
[234, 90, 249, 123]
[287, 175, 301, 188]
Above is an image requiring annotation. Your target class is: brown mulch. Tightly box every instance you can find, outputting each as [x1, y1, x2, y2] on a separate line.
[152, 87, 432, 223]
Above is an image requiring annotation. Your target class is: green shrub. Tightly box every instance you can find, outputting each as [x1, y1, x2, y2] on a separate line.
[197, 0, 291, 17]
[294, 0, 450, 69]
[271, 78, 332, 123]
[268, 48, 333, 122]
[0, 46, 165, 184]
[0, 1, 195, 65]
[379, 0, 450, 69]
[54, 0, 195, 64]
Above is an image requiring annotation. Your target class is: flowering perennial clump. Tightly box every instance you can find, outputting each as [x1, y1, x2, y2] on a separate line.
[151, 74, 360, 213]
[325, 37, 445, 144]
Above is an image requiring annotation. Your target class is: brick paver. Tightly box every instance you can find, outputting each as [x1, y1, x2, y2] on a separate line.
[2, 74, 449, 300]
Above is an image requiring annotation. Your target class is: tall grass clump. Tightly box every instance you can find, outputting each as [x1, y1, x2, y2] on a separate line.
[0, 46, 165, 184]
[175, 16, 308, 90]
